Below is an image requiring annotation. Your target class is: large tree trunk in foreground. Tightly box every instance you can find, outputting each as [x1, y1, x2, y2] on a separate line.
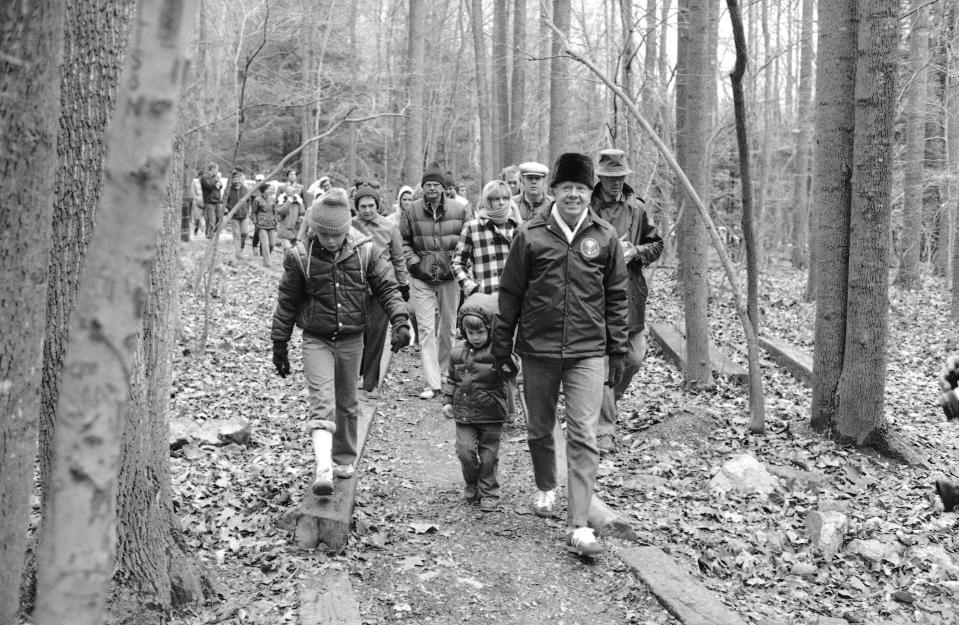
[0, 3, 65, 623]
[112, 133, 217, 622]
[33, 0, 196, 622]
[833, 0, 899, 448]
[811, 0, 855, 432]
[23, 0, 139, 615]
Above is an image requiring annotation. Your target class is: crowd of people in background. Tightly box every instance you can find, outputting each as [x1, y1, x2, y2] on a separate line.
[193, 149, 664, 557]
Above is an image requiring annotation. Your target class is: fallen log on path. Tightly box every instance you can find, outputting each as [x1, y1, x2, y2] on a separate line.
[648, 323, 748, 384]
[290, 400, 376, 552]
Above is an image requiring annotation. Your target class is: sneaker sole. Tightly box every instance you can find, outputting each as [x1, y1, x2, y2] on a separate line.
[566, 544, 605, 557]
[312, 481, 334, 497]
[532, 506, 554, 517]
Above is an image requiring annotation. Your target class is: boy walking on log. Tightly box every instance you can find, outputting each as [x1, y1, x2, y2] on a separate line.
[271, 189, 411, 496]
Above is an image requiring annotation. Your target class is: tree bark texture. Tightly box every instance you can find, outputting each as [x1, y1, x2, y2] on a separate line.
[677, 0, 714, 389]
[834, 0, 899, 446]
[810, 0, 856, 432]
[948, 9, 959, 321]
[894, 4, 928, 289]
[509, 0, 527, 166]
[549, 0, 571, 162]
[791, 0, 814, 271]
[34, 1, 196, 623]
[113, 132, 216, 621]
[726, 0, 765, 432]
[26, 0, 138, 615]
[0, 2, 65, 623]
[401, 0, 427, 184]
[470, 0, 494, 185]
[493, 0, 509, 169]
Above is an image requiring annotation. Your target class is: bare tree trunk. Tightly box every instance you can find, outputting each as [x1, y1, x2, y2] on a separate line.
[549, 0, 571, 162]
[833, 0, 899, 451]
[727, 0, 764, 433]
[0, 3, 65, 622]
[894, 4, 929, 289]
[948, 10, 959, 322]
[791, 0, 814, 271]
[112, 131, 217, 622]
[509, 0, 527, 165]
[27, 0, 138, 616]
[677, 0, 714, 389]
[401, 0, 427, 184]
[811, 0, 855, 432]
[470, 0, 494, 184]
[493, 0, 509, 169]
[300, 1, 319, 185]
[34, 0, 195, 622]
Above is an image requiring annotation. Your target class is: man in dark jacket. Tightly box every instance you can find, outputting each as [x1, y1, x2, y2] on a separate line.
[492, 153, 629, 556]
[400, 162, 473, 399]
[272, 188, 411, 497]
[513, 161, 552, 221]
[200, 162, 223, 238]
[590, 149, 664, 453]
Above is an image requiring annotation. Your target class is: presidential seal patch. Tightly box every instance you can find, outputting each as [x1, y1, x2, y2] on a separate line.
[580, 237, 600, 259]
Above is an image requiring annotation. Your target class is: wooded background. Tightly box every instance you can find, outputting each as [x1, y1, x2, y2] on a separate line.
[1, 0, 959, 623]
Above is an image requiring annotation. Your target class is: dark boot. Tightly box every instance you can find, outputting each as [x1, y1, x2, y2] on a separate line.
[935, 480, 959, 512]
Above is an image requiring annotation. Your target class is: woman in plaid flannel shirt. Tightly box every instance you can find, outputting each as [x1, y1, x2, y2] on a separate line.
[451, 180, 521, 297]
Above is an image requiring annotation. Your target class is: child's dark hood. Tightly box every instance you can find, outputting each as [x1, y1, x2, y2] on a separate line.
[456, 292, 498, 333]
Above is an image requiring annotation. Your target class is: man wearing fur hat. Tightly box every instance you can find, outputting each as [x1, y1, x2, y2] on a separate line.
[590, 149, 663, 453]
[492, 152, 629, 556]
[400, 162, 474, 400]
[353, 184, 410, 395]
[272, 188, 411, 496]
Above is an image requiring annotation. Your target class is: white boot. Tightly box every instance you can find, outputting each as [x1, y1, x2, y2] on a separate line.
[311, 429, 334, 497]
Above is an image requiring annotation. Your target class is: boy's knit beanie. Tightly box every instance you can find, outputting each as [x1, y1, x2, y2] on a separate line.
[353, 184, 380, 209]
[306, 188, 352, 236]
[421, 162, 446, 187]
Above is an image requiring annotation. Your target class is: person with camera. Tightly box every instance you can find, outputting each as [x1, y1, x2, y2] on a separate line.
[400, 162, 473, 400]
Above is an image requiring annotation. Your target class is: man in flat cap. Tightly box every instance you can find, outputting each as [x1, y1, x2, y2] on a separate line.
[513, 161, 552, 221]
[591, 149, 663, 454]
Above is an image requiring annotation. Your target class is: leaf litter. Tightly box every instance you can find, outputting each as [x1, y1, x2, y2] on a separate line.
[170, 238, 959, 624]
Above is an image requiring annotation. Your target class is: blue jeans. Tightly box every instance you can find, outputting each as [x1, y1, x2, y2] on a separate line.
[301, 333, 364, 465]
[455, 423, 502, 499]
[522, 355, 605, 527]
[598, 330, 648, 438]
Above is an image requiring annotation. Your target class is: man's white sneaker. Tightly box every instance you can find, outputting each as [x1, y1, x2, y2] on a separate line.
[532, 488, 556, 516]
[418, 388, 438, 400]
[566, 527, 604, 556]
[333, 463, 355, 479]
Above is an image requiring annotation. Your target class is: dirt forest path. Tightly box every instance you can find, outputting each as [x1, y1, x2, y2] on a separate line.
[174, 235, 670, 625]
[351, 348, 668, 624]
[173, 234, 959, 625]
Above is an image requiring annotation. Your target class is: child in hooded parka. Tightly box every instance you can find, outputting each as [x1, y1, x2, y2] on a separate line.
[441, 292, 517, 512]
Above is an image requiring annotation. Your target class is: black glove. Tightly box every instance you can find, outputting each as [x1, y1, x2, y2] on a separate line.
[391, 320, 411, 352]
[492, 354, 518, 380]
[273, 342, 290, 378]
[399, 283, 410, 302]
[607, 354, 625, 388]
[940, 355, 959, 391]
